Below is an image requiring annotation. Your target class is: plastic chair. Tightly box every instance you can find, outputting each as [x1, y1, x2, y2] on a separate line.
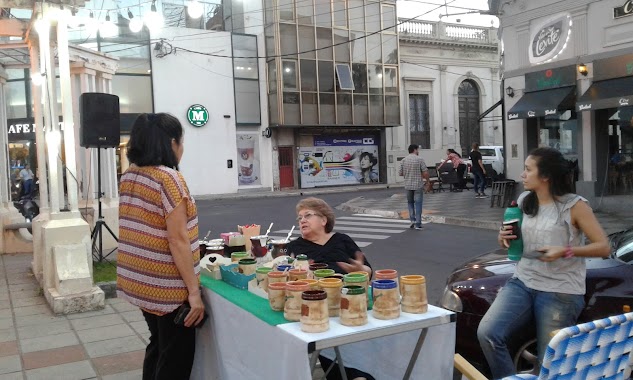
[455, 312, 633, 380]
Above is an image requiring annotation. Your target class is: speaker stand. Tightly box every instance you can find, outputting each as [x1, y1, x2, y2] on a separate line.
[92, 147, 118, 263]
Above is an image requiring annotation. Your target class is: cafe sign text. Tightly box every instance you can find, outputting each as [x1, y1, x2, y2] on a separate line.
[529, 13, 572, 65]
[614, 0, 633, 19]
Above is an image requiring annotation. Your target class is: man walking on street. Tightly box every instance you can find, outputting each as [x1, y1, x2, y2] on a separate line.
[399, 144, 430, 230]
[469, 143, 487, 198]
[19, 164, 34, 198]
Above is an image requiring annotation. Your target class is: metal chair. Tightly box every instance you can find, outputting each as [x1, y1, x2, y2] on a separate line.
[426, 167, 444, 193]
[490, 180, 516, 208]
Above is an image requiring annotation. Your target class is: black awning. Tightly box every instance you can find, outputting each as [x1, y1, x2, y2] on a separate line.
[506, 86, 575, 120]
[478, 99, 503, 121]
[576, 77, 633, 112]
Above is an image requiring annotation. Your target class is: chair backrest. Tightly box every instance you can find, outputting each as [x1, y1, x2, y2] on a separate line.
[538, 312, 633, 380]
[427, 167, 439, 179]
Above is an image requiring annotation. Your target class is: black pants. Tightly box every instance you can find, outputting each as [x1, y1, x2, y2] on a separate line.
[319, 355, 376, 380]
[456, 164, 467, 189]
[142, 308, 196, 380]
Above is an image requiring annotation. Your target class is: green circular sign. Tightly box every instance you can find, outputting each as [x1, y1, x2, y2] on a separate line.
[187, 104, 209, 127]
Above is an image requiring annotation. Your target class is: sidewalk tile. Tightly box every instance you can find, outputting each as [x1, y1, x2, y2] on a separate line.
[20, 332, 78, 353]
[15, 314, 61, 328]
[66, 305, 115, 320]
[102, 369, 143, 380]
[12, 305, 53, 318]
[0, 341, 18, 357]
[119, 310, 144, 323]
[76, 324, 135, 344]
[8, 290, 40, 300]
[84, 336, 145, 358]
[70, 314, 125, 331]
[0, 318, 13, 330]
[12, 297, 45, 308]
[25, 360, 96, 380]
[17, 321, 71, 340]
[0, 355, 21, 375]
[92, 350, 144, 376]
[109, 302, 138, 313]
[8, 283, 39, 293]
[128, 321, 149, 335]
[0, 329, 16, 343]
[22, 345, 86, 370]
[0, 310, 10, 319]
[0, 372, 24, 380]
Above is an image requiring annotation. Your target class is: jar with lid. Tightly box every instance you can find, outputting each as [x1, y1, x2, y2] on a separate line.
[294, 254, 309, 270]
[372, 279, 400, 320]
[375, 269, 399, 292]
[400, 275, 428, 314]
[231, 251, 249, 263]
[308, 263, 328, 279]
[343, 272, 369, 296]
[300, 290, 329, 333]
[318, 278, 343, 317]
[339, 285, 368, 326]
[238, 258, 257, 275]
[314, 269, 335, 280]
[284, 281, 310, 321]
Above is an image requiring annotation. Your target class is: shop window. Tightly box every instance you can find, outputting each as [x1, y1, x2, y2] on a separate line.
[333, 0, 347, 28]
[298, 26, 316, 59]
[381, 4, 396, 33]
[348, 0, 364, 31]
[606, 107, 633, 195]
[235, 80, 261, 124]
[409, 94, 431, 149]
[335, 64, 355, 91]
[318, 61, 335, 92]
[300, 60, 318, 91]
[282, 60, 298, 91]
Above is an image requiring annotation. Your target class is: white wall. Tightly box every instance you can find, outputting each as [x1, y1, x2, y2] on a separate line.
[151, 28, 239, 196]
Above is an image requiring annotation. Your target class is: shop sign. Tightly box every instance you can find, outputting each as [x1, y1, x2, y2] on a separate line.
[529, 13, 572, 65]
[507, 113, 519, 120]
[527, 111, 536, 117]
[620, 98, 631, 106]
[545, 109, 557, 115]
[614, 0, 633, 19]
[7, 118, 64, 141]
[299, 136, 380, 188]
[525, 66, 576, 92]
[578, 104, 592, 111]
[594, 53, 633, 81]
[186, 104, 209, 127]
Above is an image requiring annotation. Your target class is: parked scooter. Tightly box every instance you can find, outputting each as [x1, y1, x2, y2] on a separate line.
[12, 178, 40, 222]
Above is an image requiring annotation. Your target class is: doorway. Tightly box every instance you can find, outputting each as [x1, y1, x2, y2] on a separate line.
[278, 146, 294, 189]
[458, 80, 480, 155]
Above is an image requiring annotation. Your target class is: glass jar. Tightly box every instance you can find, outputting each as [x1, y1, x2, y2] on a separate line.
[400, 275, 428, 314]
[371, 279, 400, 320]
[294, 254, 309, 270]
[284, 281, 310, 322]
[318, 278, 343, 317]
[339, 285, 368, 326]
[267, 282, 287, 311]
[300, 290, 329, 333]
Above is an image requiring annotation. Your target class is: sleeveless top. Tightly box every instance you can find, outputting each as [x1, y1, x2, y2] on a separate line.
[117, 165, 200, 315]
[515, 191, 587, 295]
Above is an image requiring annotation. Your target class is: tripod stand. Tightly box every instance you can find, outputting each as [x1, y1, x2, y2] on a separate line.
[91, 147, 118, 262]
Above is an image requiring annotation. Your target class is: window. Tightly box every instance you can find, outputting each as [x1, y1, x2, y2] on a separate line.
[352, 63, 368, 93]
[384, 67, 398, 94]
[279, 0, 295, 21]
[318, 61, 335, 92]
[298, 26, 316, 59]
[112, 76, 153, 113]
[333, 0, 347, 28]
[282, 60, 298, 90]
[381, 5, 396, 33]
[232, 34, 261, 125]
[335, 64, 355, 91]
[283, 92, 300, 124]
[314, 0, 331, 27]
[300, 60, 317, 91]
[409, 94, 431, 149]
[279, 24, 298, 56]
[348, 0, 364, 31]
[235, 80, 261, 124]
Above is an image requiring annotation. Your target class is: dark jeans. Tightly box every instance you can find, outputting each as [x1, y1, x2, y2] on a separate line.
[472, 171, 486, 194]
[456, 164, 467, 189]
[142, 308, 196, 380]
[23, 179, 33, 197]
[319, 355, 376, 380]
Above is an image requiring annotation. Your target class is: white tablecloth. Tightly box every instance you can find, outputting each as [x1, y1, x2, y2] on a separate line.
[191, 286, 456, 380]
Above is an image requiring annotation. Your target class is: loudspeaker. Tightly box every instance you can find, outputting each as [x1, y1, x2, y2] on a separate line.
[79, 93, 121, 148]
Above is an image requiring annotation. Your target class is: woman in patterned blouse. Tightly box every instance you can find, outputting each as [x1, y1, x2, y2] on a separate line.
[117, 113, 204, 380]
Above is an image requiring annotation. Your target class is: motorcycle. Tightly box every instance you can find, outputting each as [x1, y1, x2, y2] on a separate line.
[12, 178, 40, 223]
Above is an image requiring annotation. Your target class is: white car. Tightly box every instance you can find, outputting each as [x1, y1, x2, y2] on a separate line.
[464, 146, 505, 180]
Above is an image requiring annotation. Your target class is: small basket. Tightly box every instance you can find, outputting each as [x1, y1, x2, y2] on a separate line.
[219, 264, 256, 290]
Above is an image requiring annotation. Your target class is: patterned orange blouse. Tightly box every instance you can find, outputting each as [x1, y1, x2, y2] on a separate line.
[117, 165, 200, 315]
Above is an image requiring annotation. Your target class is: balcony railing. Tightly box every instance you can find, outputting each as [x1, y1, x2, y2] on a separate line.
[398, 19, 498, 45]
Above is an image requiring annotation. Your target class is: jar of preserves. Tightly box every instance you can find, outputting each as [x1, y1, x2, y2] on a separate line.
[400, 275, 428, 314]
[284, 281, 310, 321]
[371, 279, 400, 320]
[318, 278, 343, 317]
[339, 285, 368, 326]
[300, 290, 329, 333]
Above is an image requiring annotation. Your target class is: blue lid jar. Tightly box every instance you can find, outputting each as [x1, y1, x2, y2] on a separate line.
[372, 279, 397, 290]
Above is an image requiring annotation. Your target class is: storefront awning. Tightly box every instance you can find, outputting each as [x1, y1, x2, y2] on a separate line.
[576, 77, 633, 112]
[506, 86, 575, 120]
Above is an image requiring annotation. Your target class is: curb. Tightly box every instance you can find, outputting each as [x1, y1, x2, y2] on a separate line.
[195, 184, 403, 201]
[339, 200, 500, 231]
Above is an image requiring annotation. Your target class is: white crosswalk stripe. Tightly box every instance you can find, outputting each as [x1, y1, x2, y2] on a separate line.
[338, 216, 412, 224]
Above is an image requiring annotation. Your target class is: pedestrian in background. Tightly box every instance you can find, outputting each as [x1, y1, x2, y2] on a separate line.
[477, 147, 609, 379]
[19, 164, 34, 198]
[469, 143, 487, 198]
[399, 144, 431, 230]
[117, 113, 204, 380]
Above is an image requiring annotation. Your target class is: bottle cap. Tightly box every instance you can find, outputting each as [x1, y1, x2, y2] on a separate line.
[510, 201, 518, 207]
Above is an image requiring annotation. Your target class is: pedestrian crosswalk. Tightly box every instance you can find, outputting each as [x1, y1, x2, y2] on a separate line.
[267, 214, 427, 249]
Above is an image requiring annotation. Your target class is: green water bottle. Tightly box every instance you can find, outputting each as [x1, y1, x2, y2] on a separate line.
[503, 201, 523, 260]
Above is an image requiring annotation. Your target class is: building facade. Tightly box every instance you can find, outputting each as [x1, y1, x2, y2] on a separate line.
[397, 19, 501, 169]
[490, 0, 633, 207]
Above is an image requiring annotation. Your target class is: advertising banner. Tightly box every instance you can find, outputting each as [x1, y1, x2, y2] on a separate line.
[237, 133, 261, 186]
[299, 136, 379, 188]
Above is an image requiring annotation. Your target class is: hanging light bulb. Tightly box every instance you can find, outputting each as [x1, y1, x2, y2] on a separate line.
[66, 8, 82, 29]
[187, 0, 204, 19]
[128, 8, 143, 33]
[84, 10, 98, 36]
[99, 11, 118, 38]
[31, 72, 45, 86]
[145, 0, 164, 31]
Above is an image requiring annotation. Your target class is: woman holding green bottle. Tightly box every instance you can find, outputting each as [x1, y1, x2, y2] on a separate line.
[477, 147, 610, 379]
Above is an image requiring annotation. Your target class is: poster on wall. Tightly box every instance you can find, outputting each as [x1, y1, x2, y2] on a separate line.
[237, 133, 261, 186]
[298, 136, 380, 188]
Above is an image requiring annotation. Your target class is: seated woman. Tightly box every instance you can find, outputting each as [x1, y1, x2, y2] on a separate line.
[437, 149, 467, 191]
[286, 197, 374, 380]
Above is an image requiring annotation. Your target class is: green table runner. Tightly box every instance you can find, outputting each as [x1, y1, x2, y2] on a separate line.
[201, 276, 289, 326]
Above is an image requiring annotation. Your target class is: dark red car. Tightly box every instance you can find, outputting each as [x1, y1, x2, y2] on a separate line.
[440, 228, 633, 376]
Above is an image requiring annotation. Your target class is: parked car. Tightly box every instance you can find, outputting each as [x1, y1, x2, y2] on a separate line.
[463, 145, 505, 180]
[440, 227, 633, 376]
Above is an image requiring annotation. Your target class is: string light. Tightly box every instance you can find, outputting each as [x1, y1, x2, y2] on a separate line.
[128, 8, 143, 33]
[144, 0, 164, 31]
[99, 11, 118, 37]
[187, 0, 203, 19]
